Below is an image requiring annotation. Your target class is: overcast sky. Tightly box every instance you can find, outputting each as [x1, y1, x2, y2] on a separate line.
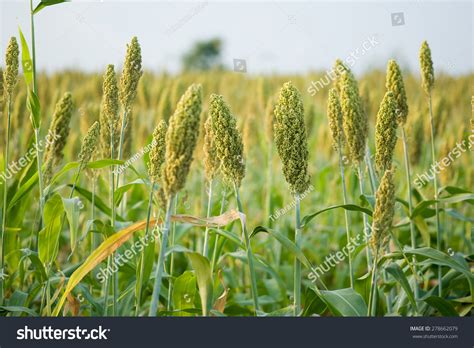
[1, 1, 472, 75]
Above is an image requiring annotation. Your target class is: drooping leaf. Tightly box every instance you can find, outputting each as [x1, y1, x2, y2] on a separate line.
[33, 0, 69, 14]
[38, 194, 64, 265]
[301, 204, 372, 228]
[62, 197, 81, 253]
[424, 296, 459, 317]
[317, 288, 367, 317]
[187, 252, 213, 316]
[172, 271, 197, 316]
[385, 263, 418, 312]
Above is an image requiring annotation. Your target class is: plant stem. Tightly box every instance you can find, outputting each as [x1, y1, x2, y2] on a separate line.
[149, 195, 175, 316]
[365, 147, 378, 193]
[266, 144, 273, 227]
[357, 163, 372, 270]
[135, 182, 154, 316]
[367, 250, 378, 317]
[109, 129, 117, 316]
[29, 0, 37, 93]
[34, 128, 45, 248]
[401, 126, 420, 301]
[0, 98, 12, 305]
[202, 180, 213, 257]
[90, 177, 97, 315]
[294, 194, 302, 316]
[427, 93, 442, 296]
[338, 149, 354, 289]
[166, 195, 178, 311]
[234, 183, 260, 314]
[211, 189, 226, 274]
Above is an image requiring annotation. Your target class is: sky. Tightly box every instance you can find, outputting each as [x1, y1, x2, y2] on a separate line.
[1, 0, 473, 76]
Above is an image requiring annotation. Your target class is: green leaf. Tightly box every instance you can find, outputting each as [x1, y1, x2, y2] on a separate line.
[27, 90, 41, 130]
[403, 247, 474, 303]
[62, 197, 81, 253]
[19, 249, 47, 282]
[250, 226, 312, 269]
[209, 228, 244, 249]
[385, 263, 418, 312]
[18, 27, 34, 88]
[186, 252, 213, 316]
[71, 185, 126, 222]
[114, 179, 146, 206]
[172, 271, 197, 316]
[33, 0, 69, 14]
[411, 199, 438, 219]
[423, 296, 459, 316]
[0, 306, 38, 316]
[301, 204, 372, 228]
[38, 194, 64, 265]
[318, 288, 368, 317]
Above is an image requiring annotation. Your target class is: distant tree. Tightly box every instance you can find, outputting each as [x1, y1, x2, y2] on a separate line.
[182, 38, 223, 71]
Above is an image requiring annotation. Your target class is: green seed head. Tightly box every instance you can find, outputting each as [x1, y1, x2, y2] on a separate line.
[340, 71, 368, 164]
[386, 60, 408, 124]
[44, 92, 74, 182]
[203, 114, 220, 181]
[99, 64, 120, 158]
[327, 87, 345, 151]
[419, 41, 434, 95]
[163, 84, 203, 197]
[333, 59, 350, 94]
[370, 168, 396, 257]
[273, 81, 310, 195]
[209, 94, 246, 188]
[375, 91, 398, 172]
[78, 121, 100, 165]
[3, 36, 20, 99]
[119, 37, 142, 113]
[148, 120, 167, 183]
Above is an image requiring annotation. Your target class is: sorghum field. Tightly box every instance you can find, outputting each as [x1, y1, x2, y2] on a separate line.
[0, 4, 473, 318]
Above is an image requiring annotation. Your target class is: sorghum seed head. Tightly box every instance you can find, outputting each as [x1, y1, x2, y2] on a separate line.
[419, 41, 434, 95]
[163, 84, 203, 197]
[333, 59, 350, 94]
[99, 64, 119, 158]
[375, 91, 398, 172]
[78, 121, 100, 165]
[203, 114, 220, 181]
[386, 60, 408, 124]
[327, 87, 345, 151]
[209, 94, 246, 188]
[4, 37, 20, 99]
[340, 71, 368, 164]
[148, 120, 167, 183]
[119, 36, 142, 113]
[370, 168, 396, 257]
[273, 81, 310, 195]
[157, 87, 172, 122]
[44, 92, 74, 182]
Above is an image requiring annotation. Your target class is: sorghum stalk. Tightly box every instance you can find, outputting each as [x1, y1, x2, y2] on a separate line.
[149, 84, 202, 315]
[149, 195, 175, 316]
[386, 59, 420, 300]
[166, 196, 178, 311]
[273, 82, 310, 316]
[1, 37, 19, 305]
[136, 120, 167, 315]
[202, 115, 220, 257]
[340, 70, 371, 269]
[368, 168, 396, 316]
[420, 41, 441, 295]
[209, 94, 259, 313]
[211, 189, 227, 274]
[327, 88, 354, 288]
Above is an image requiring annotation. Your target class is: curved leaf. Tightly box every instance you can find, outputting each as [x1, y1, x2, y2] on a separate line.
[385, 263, 418, 312]
[318, 288, 367, 317]
[301, 204, 372, 228]
[187, 253, 212, 316]
[424, 296, 459, 317]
